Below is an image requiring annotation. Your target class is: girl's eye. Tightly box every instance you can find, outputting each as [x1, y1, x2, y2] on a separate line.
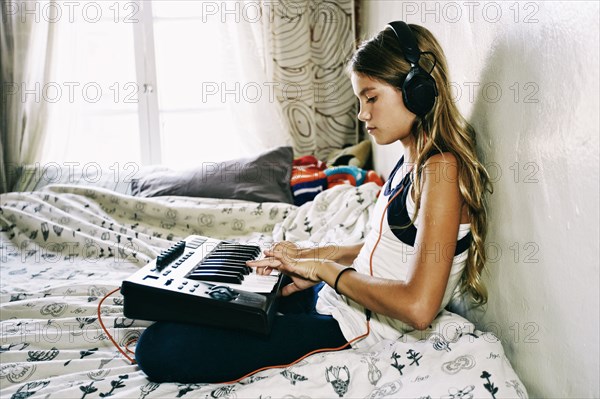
[366, 96, 376, 103]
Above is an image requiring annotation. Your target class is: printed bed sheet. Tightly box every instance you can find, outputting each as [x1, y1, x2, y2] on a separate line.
[0, 184, 528, 398]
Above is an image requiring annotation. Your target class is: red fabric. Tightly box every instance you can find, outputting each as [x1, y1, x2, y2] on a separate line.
[326, 173, 357, 188]
[291, 168, 327, 185]
[292, 156, 326, 170]
[290, 156, 384, 203]
[364, 170, 384, 186]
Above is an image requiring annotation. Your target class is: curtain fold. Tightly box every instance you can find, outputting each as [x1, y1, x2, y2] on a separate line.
[0, 0, 56, 193]
[266, 0, 358, 159]
[220, 0, 357, 160]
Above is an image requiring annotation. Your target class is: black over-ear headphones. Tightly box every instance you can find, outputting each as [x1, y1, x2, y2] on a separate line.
[387, 21, 438, 117]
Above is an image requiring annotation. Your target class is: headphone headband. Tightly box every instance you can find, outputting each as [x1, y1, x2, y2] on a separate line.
[385, 21, 438, 117]
[387, 21, 420, 65]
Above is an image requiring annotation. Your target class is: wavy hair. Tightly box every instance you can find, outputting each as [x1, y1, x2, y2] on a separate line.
[347, 24, 493, 306]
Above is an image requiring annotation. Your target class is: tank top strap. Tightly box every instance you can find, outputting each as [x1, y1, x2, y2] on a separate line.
[386, 152, 472, 256]
[384, 155, 405, 196]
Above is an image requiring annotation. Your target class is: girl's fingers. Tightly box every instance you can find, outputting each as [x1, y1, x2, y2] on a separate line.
[281, 282, 303, 297]
[247, 258, 275, 267]
[254, 266, 273, 275]
[246, 259, 280, 275]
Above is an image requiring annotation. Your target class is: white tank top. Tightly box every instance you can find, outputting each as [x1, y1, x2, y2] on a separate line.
[316, 156, 471, 348]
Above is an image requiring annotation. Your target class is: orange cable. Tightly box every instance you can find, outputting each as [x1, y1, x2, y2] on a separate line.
[218, 321, 371, 385]
[369, 168, 411, 276]
[97, 286, 137, 365]
[98, 174, 411, 380]
[125, 337, 138, 355]
[225, 172, 411, 385]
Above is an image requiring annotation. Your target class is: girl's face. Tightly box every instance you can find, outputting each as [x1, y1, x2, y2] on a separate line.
[351, 72, 417, 146]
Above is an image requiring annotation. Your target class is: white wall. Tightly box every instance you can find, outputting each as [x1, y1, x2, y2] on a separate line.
[359, 1, 599, 397]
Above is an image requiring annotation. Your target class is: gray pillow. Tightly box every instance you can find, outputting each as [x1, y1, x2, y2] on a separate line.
[130, 146, 294, 204]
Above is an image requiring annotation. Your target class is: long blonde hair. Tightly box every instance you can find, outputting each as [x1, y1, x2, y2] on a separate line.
[348, 24, 493, 306]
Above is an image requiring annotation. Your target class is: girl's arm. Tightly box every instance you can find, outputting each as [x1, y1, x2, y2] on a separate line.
[250, 242, 364, 280]
[296, 243, 364, 266]
[320, 153, 463, 329]
[253, 153, 463, 330]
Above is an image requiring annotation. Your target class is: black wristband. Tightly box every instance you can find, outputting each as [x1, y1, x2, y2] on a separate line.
[334, 267, 356, 295]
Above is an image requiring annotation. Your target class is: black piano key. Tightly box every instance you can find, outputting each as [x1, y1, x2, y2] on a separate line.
[199, 264, 252, 276]
[187, 272, 243, 284]
[205, 252, 253, 259]
[215, 248, 259, 256]
[211, 247, 255, 254]
[189, 269, 243, 280]
[194, 264, 250, 275]
[224, 247, 260, 254]
[218, 243, 258, 249]
[201, 258, 251, 267]
[191, 267, 245, 279]
[206, 253, 256, 262]
[190, 268, 242, 277]
[216, 245, 260, 255]
[201, 261, 252, 272]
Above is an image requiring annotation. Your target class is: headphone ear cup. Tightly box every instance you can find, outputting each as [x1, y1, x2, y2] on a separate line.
[402, 68, 438, 117]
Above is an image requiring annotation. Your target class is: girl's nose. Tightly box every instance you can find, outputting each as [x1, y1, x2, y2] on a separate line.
[358, 107, 370, 122]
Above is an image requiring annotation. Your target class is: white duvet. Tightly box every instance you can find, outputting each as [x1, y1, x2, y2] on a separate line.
[0, 184, 527, 398]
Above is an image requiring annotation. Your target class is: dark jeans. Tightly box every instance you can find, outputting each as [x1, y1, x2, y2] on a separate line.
[135, 280, 347, 383]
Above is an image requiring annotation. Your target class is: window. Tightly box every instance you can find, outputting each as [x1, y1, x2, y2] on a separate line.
[42, 0, 254, 170]
[42, 0, 141, 167]
[151, 1, 242, 168]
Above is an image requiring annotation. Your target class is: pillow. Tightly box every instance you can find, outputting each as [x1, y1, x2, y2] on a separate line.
[9, 163, 164, 195]
[130, 146, 295, 204]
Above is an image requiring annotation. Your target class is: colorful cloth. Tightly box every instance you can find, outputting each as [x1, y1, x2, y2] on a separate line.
[291, 157, 383, 206]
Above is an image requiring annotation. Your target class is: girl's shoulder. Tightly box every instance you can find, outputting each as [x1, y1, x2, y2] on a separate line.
[418, 150, 459, 184]
[423, 150, 458, 164]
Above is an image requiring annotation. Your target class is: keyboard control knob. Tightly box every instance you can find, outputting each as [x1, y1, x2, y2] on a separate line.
[156, 255, 167, 269]
[206, 285, 239, 302]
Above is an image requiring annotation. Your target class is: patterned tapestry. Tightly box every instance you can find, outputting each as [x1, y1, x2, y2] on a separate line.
[267, 0, 359, 160]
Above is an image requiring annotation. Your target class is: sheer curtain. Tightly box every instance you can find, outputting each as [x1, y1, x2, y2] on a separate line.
[152, 0, 358, 164]
[218, 3, 292, 155]
[0, 0, 56, 193]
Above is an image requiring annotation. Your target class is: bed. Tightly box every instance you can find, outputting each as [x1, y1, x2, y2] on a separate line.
[0, 147, 528, 398]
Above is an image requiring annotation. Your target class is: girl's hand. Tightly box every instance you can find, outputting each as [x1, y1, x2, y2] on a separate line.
[246, 242, 323, 296]
[279, 275, 320, 297]
[251, 241, 301, 276]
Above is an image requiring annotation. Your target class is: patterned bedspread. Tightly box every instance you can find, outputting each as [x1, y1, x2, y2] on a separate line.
[0, 184, 528, 398]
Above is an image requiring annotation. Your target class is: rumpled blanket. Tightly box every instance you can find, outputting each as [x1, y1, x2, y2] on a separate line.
[0, 184, 527, 398]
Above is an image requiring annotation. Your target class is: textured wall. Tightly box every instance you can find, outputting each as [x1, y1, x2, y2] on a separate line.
[359, 1, 599, 397]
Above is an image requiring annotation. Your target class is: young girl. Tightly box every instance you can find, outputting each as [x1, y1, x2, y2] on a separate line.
[135, 21, 492, 383]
